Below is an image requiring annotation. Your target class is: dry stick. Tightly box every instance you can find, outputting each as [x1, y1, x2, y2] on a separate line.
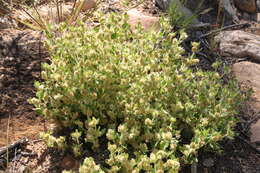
[21, 152, 37, 157]
[58, 0, 61, 23]
[0, 138, 28, 156]
[71, 0, 78, 15]
[32, 4, 47, 30]
[189, 23, 211, 30]
[20, 6, 45, 30]
[68, 0, 84, 25]
[12, 148, 17, 172]
[55, 0, 60, 23]
[10, 0, 13, 11]
[5, 113, 11, 168]
[199, 23, 251, 39]
[50, 1, 54, 25]
[60, 0, 63, 22]
[68, 0, 78, 24]
[216, 0, 222, 26]
[30, 139, 43, 143]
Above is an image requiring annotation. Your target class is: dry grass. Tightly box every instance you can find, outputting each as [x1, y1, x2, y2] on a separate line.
[9, 0, 99, 30]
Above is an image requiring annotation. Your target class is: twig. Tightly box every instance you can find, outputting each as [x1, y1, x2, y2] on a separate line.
[21, 152, 37, 157]
[19, 5, 44, 29]
[199, 23, 251, 39]
[60, 0, 63, 23]
[30, 139, 43, 144]
[6, 113, 11, 168]
[32, 4, 47, 30]
[189, 23, 211, 30]
[11, 148, 17, 173]
[0, 138, 28, 156]
[56, 0, 60, 23]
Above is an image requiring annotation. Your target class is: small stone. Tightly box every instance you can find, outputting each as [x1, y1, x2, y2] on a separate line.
[232, 62, 260, 112]
[127, 9, 160, 32]
[76, 0, 96, 12]
[234, 0, 257, 13]
[215, 30, 260, 62]
[203, 158, 214, 167]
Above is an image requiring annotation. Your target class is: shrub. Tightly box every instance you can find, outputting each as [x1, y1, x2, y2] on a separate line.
[30, 12, 245, 172]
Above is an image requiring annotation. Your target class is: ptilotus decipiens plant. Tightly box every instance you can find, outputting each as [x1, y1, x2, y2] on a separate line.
[29, 12, 245, 173]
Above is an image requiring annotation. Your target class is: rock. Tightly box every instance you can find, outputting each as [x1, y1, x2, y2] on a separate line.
[155, 0, 199, 24]
[251, 119, 260, 144]
[232, 61, 260, 112]
[230, 61, 260, 145]
[215, 30, 260, 62]
[76, 0, 96, 12]
[234, 0, 257, 13]
[127, 9, 160, 31]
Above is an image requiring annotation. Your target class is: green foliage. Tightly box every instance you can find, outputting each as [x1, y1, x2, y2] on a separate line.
[30, 12, 245, 172]
[79, 157, 105, 173]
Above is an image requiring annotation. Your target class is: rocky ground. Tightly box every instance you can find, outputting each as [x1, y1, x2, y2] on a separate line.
[0, 0, 260, 172]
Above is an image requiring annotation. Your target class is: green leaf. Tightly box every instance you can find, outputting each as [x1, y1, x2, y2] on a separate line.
[111, 33, 118, 39]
